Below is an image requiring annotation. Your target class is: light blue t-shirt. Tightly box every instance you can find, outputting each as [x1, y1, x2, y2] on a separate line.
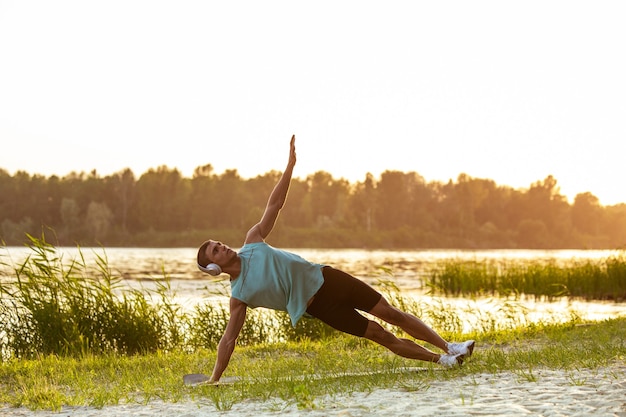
[231, 242, 325, 327]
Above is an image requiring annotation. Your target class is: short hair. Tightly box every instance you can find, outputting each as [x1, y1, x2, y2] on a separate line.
[197, 240, 211, 267]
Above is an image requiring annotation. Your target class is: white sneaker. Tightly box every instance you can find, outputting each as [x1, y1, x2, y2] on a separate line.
[437, 353, 464, 368]
[447, 340, 475, 357]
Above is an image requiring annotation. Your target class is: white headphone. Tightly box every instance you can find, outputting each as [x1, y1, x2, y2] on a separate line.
[198, 262, 222, 276]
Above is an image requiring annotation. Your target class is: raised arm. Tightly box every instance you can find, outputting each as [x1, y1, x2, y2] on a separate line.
[209, 297, 247, 383]
[245, 135, 296, 244]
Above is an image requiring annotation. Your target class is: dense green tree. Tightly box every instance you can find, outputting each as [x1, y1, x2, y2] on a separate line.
[604, 204, 626, 248]
[375, 171, 411, 229]
[307, 171, 349, 228]
[109, 168, 136, 234]
[346, 173, 376, 232]
[60, 198, 81, 239]
[572, 192, 603, 235]
[212, 169, 248, 230]
[85, 201, 114, 242]
[0, 164, 625, 249]
[189, 164, 217, 230]
[133, 166, 190, 232]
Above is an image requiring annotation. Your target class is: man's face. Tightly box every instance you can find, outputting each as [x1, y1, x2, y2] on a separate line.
[204, 240, 236, 266]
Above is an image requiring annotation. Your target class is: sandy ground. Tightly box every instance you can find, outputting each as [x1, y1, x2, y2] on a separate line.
[2, 366, 625, 417]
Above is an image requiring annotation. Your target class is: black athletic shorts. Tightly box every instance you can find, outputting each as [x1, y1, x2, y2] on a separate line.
[305, 266, 382, 337]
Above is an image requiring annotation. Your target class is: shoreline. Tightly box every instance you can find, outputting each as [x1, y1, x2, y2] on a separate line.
[4, 366, 625, 417]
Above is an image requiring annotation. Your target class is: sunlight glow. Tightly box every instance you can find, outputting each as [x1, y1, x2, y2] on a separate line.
[1, 1, 624, 205]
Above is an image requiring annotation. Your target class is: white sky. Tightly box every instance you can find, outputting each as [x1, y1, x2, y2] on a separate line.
[1, 1, 625, 205]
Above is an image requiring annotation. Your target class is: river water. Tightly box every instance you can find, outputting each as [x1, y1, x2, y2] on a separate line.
[2, 246, 625, 328]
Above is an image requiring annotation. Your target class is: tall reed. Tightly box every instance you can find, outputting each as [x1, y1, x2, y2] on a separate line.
[0, 235, 183, 358]
[426, 255, 626, 301]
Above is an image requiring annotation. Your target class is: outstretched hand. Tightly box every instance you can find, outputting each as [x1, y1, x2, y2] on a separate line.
[288, 135, 296, 168]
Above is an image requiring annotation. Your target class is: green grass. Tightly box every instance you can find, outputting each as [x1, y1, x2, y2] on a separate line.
[0, 317, 624, 411]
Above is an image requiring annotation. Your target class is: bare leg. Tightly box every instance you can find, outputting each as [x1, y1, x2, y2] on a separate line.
[367, 297, 449, 352]
[362, 320, 441, 362]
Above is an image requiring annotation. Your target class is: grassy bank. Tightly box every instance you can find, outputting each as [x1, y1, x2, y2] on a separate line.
[0, 317, 624, 411]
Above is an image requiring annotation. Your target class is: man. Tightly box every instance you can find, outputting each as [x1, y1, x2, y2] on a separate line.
[197, 135, 474, 383]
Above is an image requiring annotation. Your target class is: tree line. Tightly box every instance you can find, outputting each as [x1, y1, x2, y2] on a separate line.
[1, 165, 625, 249]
